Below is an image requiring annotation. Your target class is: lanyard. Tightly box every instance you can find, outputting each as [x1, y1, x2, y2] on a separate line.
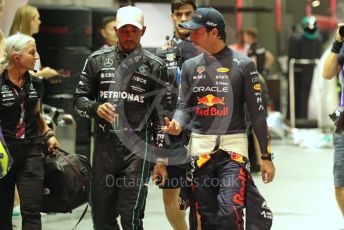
[12, 87, 25, 124]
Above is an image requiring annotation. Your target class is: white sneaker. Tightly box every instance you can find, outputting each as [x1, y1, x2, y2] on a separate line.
[12, 205, 20, 218]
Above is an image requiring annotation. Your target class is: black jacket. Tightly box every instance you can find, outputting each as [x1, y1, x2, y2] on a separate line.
[74, 46, 171, 149]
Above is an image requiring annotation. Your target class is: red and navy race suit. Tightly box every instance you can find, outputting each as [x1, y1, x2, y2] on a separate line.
[74, 46, 170, 230]
[174, 46, 273, 230]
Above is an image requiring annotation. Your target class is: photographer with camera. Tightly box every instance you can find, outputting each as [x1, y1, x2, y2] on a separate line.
[323, 23, 344, 216]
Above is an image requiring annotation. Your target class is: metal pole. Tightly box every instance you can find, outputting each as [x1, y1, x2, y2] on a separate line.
[313, 60, 322, 128]
[289, 59, 296, 128]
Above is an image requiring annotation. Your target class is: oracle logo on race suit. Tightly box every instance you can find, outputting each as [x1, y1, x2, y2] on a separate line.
[193, 86, 229, 93]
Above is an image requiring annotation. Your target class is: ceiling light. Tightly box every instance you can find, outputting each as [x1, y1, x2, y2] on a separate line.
[312, 0, 320, 7]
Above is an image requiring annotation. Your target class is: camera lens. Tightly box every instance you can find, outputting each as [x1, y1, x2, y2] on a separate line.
[339, 25, 344, 37]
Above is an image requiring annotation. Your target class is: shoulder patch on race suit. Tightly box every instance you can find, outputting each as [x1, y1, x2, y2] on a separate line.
[196, 66, 206, 73]
[144, 49, 164, 66]
[138, 64, 149, 74]
[89, 46, 114, 58]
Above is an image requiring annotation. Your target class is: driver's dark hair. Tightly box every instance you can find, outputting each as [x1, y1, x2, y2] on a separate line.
[171, 0, 197, 13]
[205, 26, 227, 43]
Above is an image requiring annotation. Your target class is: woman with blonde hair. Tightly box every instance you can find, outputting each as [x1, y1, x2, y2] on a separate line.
[0, 0, 5, 74]
[0, 32, 59, 230]
[9, 5, 59, 79]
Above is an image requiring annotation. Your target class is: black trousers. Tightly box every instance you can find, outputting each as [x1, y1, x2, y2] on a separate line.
[91, 133, 151, 230]
[0, 142, 44, 230]
[294, 64, 315, 119]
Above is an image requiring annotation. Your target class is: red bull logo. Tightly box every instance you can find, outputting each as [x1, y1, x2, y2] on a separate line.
[196, 94, 228, 116]
[196, 107, 229, 116]
[196, 154, 211, 168]
[233, 168, 247, 206]
[230, 152, 245, 164]
[197, 94, 225, 107]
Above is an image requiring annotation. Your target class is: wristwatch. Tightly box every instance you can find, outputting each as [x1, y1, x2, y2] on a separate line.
[261, 153, 274, 161]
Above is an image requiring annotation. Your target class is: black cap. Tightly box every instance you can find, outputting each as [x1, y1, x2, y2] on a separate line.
[179, 7, 225, 31]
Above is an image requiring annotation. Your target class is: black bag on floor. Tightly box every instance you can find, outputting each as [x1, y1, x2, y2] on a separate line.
[41, 148, 91, 213]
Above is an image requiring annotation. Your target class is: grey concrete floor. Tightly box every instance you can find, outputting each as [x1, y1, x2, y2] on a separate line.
[12, 140, 344, 230]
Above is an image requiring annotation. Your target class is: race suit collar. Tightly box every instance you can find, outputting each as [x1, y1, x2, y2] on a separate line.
[204, 46, 232, 63]
[173, 33, 192, 43]
[116, 44, 143, 57]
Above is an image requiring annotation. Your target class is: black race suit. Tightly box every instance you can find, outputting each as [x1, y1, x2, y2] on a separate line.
[247, 42, 267, 76]
[155, 36, 198, 188]
[74, 46, 169, 230]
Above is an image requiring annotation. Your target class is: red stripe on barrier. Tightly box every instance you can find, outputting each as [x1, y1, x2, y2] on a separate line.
[306, 0, 312, 16]
[236, 0, 243, 31]
[331, 0, 336, 18]
[275, 0, 281, 32]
